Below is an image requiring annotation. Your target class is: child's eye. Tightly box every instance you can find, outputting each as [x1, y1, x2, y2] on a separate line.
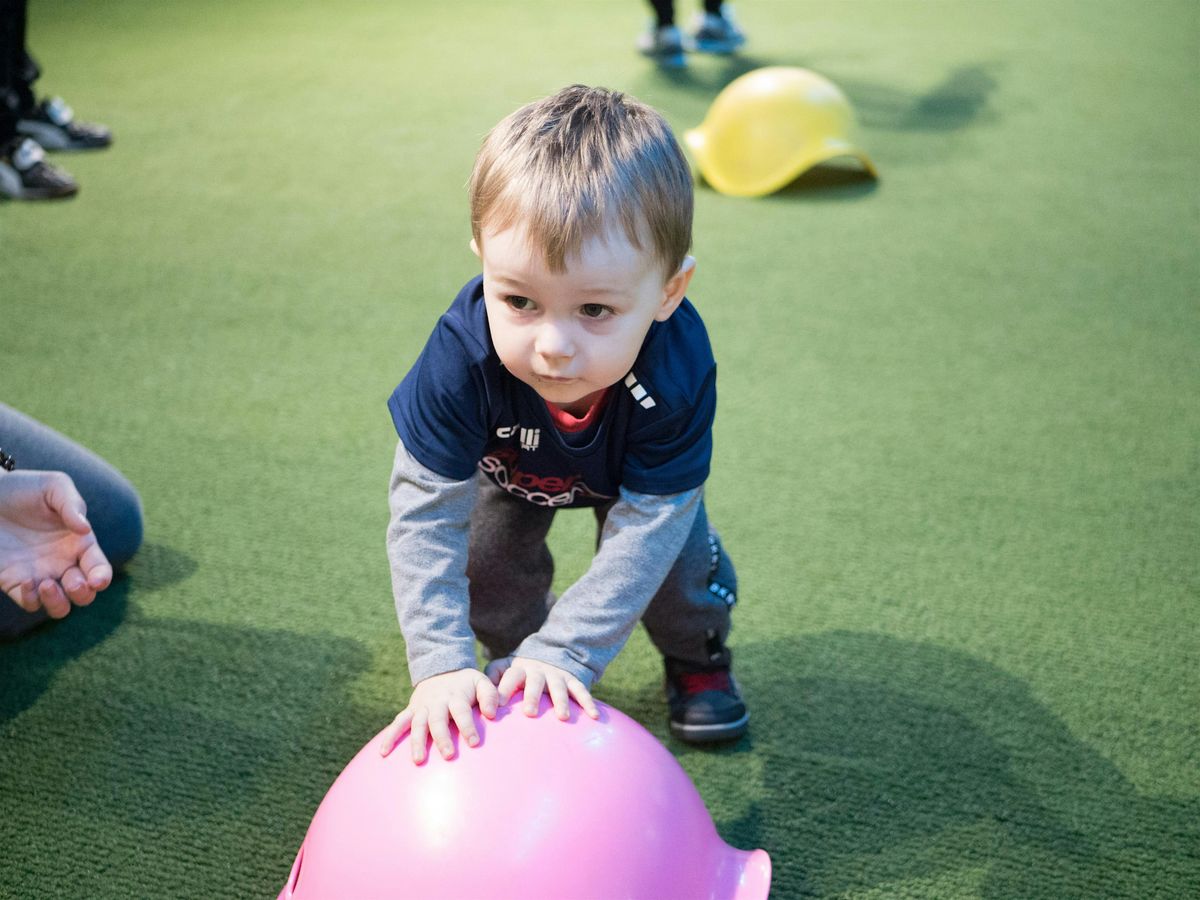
[506, 295, 535, 311]
[580, 303, 612, 319]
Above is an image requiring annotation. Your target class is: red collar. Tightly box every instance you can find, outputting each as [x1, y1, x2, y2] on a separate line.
[545, 388, 610, 433]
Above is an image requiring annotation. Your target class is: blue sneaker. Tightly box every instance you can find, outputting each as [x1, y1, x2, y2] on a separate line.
[637, 24, 687, 69]
[690, 11, 746, 54]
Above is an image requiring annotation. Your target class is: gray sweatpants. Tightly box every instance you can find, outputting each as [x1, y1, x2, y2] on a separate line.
[465, 476, 737, 669]
[0, 402, 143, 638]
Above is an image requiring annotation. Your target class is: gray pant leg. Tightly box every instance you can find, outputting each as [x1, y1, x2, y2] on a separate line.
[595, 497, 736, 668]
[0, 403, 144, 637]
[466, 477, 557, 659]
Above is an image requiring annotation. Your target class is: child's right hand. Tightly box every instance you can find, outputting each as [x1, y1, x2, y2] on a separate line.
[379, 668, 499, 764]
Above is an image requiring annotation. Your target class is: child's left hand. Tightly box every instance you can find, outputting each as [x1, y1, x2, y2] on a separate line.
[485, 656, 601, 722]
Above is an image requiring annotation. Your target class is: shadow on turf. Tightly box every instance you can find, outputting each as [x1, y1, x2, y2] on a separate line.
[0, 542, 197, 722]
[6, 616, 1196, 896]
[699, 631, 1199, 898]
[635, 55, 999, 138]
[0, 610, 384, 897]
[642, 54, 775, 96]
[844, 63, 1002, 133]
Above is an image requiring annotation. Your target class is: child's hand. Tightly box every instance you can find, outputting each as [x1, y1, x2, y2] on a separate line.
[485, 656, 601, 722]
[379, 668, 499, 764]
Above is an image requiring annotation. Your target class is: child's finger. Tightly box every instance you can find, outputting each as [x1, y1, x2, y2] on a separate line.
[410, 710, 430, 765]
[427, 709, 456, 761]
[484, 657, 510, 686]
[568, 678, 601, 719]
[476, 677, 500, 719]
[547, 677, 571, 721]
[449, 699, 480, 748]
[379, 709, 413, 756]
[497, 665, 524, 705]
[523, 671, 546, 716]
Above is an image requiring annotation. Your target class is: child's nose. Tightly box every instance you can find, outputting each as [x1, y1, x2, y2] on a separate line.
[534, 322, 574, 359]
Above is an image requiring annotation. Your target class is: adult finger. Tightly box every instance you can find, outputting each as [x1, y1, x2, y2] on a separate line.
[379, 709, 413, 757]
[568, 677, 601, 719]
[448, 698, 479, 748]
[61, 566, 96, 607]
[9, 580, 39, 613]
[38, 579, 70, 619]
[44, 475, 90, 535]
[427, 708, 456, 761]
[79, 542, 113, 591]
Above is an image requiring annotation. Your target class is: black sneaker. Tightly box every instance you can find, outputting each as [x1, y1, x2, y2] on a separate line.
[17, 97, 112, 151]
[0, 137, 78, 200]
[665, 656, 749, 743]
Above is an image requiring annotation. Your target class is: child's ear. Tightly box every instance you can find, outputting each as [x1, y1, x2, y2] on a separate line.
[655, 256, 696, 321]
[469, 238, 481, 258]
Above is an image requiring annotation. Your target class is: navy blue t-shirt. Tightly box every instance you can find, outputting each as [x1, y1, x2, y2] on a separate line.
[388, 276, 716, 508]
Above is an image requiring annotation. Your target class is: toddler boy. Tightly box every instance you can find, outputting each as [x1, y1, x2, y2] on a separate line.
[380, 85, 746, 764]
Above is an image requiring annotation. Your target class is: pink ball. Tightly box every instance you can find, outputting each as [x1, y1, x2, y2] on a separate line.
[279, 693, 771, 899]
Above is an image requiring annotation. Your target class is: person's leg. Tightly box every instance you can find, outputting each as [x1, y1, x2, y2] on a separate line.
[647, 0, 675, 27]
[691, 0, 746, 54]
[466, 478, 558, 661]
[4, 0, 111, 152]
[12, 0, 38, 116]
[596, 496, 746, 741]
[0, 0, 28, 142]
[0, 402, 144, 637]
[0, 0, 79, 200]
[637, 0, 686, 68]
[596, 497, 736, 666]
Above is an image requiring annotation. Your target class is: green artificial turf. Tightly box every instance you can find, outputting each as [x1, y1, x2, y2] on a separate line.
[2, 0, 1198, 896]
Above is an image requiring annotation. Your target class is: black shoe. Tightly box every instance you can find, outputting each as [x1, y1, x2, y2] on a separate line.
[17, 97, 112, 151]
[0, 137, 78, 200]
[665, 656, 749, 743]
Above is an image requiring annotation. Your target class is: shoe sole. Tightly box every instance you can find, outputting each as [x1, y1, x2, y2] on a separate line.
[3, 186, 79, 200]
[638, 50, 686, 69]
[692, 39, 745, 54]
[669, 711, 750, 743]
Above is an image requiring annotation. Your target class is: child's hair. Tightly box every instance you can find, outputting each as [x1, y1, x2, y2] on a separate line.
[469, 85, 693, 279]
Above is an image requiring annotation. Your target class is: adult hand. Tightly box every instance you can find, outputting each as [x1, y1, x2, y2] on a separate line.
[380, 668, 499, 764]
[485, 656, 600, 722]
[0, 470, 112, 618]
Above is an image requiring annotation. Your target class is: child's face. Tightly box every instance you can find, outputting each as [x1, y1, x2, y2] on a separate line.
[474, 223, 695, 414]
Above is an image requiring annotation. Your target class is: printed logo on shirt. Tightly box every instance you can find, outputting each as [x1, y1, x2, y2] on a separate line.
[625, 372, 657, 409]
[479, 454, 611, 508]
[496, 424, 540, 451]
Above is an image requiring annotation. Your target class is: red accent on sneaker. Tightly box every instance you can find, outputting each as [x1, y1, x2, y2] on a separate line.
[545, 389, 610, 434]
[678, 670, 733, 695]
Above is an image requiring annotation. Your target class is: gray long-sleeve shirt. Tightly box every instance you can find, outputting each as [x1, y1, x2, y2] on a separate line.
[387, 438, 701, 687]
